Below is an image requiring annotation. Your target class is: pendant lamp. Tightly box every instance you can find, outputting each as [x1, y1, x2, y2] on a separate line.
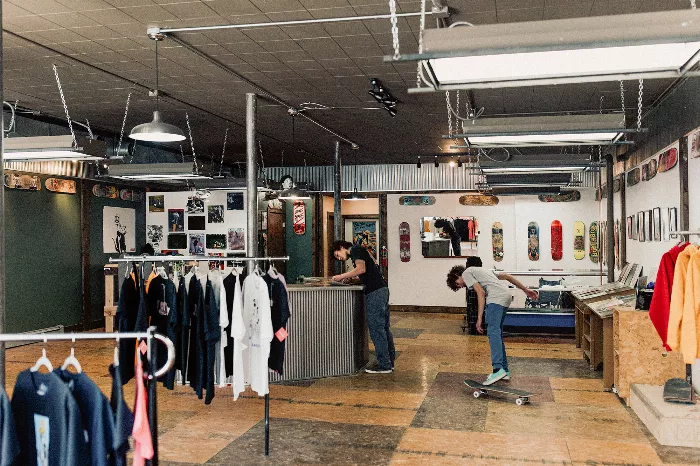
[130, 38, 185, 142]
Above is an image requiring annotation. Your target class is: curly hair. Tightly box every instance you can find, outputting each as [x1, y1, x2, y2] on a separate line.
[446, 265, 466, 292]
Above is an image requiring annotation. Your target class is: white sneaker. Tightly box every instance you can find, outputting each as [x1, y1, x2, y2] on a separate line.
[483, 369, 507, 386]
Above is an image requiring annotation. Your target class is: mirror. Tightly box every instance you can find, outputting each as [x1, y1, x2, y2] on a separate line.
[421, 216, 478, 258]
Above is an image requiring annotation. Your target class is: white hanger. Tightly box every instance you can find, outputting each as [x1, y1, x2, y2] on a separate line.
[30, 337, 53, 373]
[268, 263, 279, 278]
[113, 339, 120, 367]
[61, 337, 82, 373]
[157, 265, 168, 279]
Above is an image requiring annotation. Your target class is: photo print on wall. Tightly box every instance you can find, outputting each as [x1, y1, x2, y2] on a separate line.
[638, 212, 645, 242]
[168, 209, 184, 232]
[228, 228, 245, 251]
[189, 234, 205, 255]
[147, 225, 164, 249]
[668, 208, 678, 236]
[149, 195, 165, 212]
[690, 127, 700, 158]
[103, 206, 135, 254]
[208, 205, 225, 223]
[186, 196, 205, 214]
[206, 234, 227, 250]
[167, 234, 187, 250]
[188, 216, 205, 230]
[227, 192, 244, 210]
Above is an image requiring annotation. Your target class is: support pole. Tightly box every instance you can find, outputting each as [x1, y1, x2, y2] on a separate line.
[246, 93, 258, 258]
[606, 154, 615, 283]
[619, 173, 627, 267]
[147, 330, 159, 466]
[678, 136, 693, 400]
[0, 0, 6, 389]
[333, 141, 342, 275]
[80, 180, 92, 330]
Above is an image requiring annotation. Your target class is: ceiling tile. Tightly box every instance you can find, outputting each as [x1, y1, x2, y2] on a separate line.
[42, 12, 103, 28]
[259, 39, 304, 53]
[3, 16, 62, 32]
[250, 0, 305, 13]
[8, 0, 72, 14]
[206, 0, 261, 16]
[496, 7, 544, 22]
[497, 0, 544, 9]
[241, 26, 290, 41]
[82, 7, 137, 24]
[590, 0, 640, 15]
[280, 24, 329, 40]
[307, 6, 357, 19]
[265, 10, 315, 22]
[161, 2, 219, 19]
[119, 5, 179, 23]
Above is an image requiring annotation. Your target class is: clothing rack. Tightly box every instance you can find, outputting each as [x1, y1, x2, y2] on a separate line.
[0, 326, 175, 466]
[669, 231, 700, 240]
[108, 254, 291, 456]
[493, 269, 606, 277]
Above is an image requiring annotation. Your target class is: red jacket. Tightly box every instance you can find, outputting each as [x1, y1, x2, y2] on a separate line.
[649, 242, 689, 351]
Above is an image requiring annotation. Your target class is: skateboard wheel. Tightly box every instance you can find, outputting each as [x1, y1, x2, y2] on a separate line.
[473, 391, 480, 398]
[515, 398, 524, 406]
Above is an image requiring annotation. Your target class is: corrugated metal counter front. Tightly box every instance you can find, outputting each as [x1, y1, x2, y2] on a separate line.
[269, 284, 368, 382]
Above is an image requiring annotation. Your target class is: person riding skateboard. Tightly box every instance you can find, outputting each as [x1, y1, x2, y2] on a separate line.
[333, 240, 395, 373]
[446, 257, 538, 385]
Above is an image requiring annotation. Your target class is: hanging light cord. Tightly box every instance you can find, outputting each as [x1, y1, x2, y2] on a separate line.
[155, 39, 160, 112]
[52, 64, 77, 149]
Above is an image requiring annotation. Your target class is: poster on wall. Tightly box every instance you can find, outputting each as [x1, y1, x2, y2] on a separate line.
[102, 206, 136, 254]
[626, 217, 633, 240]
[638, 212, 645, 242]
[168, 209, 184, 232]
[689, 127, 700, 158]
[167, 234, 187, 250]
[188, 216, 205, 230]
[646, 210, 653, 242]
[186, 196, 204, 214]
[147, 225, 164, 249]
[227, 193, 244, 210]
[149, 195, 165, 212]
[668, 208, 678, 237]
[653, 208, 662, 242]
[228, 228, 245, 251]
[189, 234, 205, 255]
[208, 205, 225, 223]
[206, 234, 227, 250]
[352, 221, 378, 259]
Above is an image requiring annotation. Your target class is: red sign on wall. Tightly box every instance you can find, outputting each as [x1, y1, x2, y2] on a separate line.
[293, 201, 306, 235]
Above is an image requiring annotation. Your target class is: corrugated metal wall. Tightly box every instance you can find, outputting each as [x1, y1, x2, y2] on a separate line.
[264, 164, 598, 192]
[4, 160, 92, 178]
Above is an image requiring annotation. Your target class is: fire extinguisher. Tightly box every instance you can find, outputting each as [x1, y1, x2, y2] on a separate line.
[381, 246, 388, 267]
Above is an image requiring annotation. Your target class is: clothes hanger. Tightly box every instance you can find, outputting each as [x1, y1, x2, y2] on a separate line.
[61, 337, 82, 373]
[113, 338, 120, 367]
[30, 337, 53, 373]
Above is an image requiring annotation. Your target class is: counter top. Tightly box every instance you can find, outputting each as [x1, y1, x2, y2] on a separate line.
[288, 280, 364, 291]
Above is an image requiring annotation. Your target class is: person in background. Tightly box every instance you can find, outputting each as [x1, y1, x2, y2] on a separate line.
[446, 257, 538, 385]
[434, 218, 462, 256]
[332, 240, 395, 374]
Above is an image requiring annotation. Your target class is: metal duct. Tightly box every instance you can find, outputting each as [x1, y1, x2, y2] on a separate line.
[265, 164, 597, 192]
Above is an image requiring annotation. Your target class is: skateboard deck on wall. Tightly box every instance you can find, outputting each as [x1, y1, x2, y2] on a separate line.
[642, 159, 658, 181]
[293, 201, 306, 235]
[492, 222, 504, 262]
[551, 220, 563, 261]
[459, 194, 499, 206]
[538, 191, 580, 203]
[627, 168, 641, 187]
[4, 173, 41, 190]
[92, 184, 119, 198]
[657, 147, 678, 173]
[45, 178, 76, 194]
[463, 380, 538, 406]
[120, 189, 143, 202]
[573, 221, 586, 260]
[399, 222, 410, 262]
[589, 222, 600, 264]
[399, 195, 436, 206]
[527, 222, 539, 261]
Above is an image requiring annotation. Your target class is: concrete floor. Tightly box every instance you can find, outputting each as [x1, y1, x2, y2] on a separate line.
[4, 312, 700, 465]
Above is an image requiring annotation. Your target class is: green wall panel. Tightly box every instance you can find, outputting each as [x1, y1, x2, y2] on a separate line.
[285, 199, 313, 282]
[4, 177, 82, 332]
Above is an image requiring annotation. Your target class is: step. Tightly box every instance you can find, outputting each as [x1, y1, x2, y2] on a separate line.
[630, 384, 700, 448]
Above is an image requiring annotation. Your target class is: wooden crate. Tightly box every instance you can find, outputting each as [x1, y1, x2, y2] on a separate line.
[613, 306, 686, 405]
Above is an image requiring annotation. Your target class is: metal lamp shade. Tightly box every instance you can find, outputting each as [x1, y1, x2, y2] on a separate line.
[278, 186, 311, 200]
[345, 189, 367, 201]
[129, 111, 186, 142]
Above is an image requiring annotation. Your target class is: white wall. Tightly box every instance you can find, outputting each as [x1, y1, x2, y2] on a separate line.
[146, 190, 247, 255]
[387, 191, 603, 308]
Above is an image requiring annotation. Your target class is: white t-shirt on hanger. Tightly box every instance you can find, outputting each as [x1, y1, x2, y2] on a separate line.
[231, 272, 246, 399]
[240, 274, 273, 397]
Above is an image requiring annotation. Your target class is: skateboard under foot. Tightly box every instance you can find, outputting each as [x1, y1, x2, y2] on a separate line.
[463, 379, 537, 406]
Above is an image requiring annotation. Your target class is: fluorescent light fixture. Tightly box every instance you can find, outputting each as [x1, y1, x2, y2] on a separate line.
[480, 165, 592, 174]
[107, 162, 210, 181]
[448, 114, 630, 148]
[3, 135, 102, 161]
[387, 9, 700, 91]
[278, 186, 311, 200]
[129, 110, 186, 142]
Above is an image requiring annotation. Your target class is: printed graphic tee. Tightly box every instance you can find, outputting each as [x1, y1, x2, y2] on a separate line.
[241, 274, 274, 396]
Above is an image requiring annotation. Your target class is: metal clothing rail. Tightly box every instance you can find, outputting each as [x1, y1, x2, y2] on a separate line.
[493, 269, 606, 277]
[108, 254, 290, 456]
[0, 326, 175, 466]
[669, 231, 700, 239]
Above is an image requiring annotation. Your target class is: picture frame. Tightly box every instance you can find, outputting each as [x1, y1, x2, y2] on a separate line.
[646, 210, 653, 242]
[668, 207, 678, 237]
[638, 211, 645, 242]
[626, 217, 633, 240]
[652, 207, 661, 242]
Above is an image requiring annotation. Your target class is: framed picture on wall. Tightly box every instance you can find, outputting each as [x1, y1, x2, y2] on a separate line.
[638, 212, 645, 242]
[646, 210, 653, 242]
[626, 217, 633, 240]
[227, 192, 244, 210]
[206, 234, 227, 250]
[168, 209, 184, 232]
[147, 225, 163, 249]
[208, 205, 225, 223]
[189, 234, 205, 255]
[149, 195, 165, 212]
[652, 208, 662, 242]
[188, 216, 205, 230]
[167, 234, 187, 250]
[668, 208, 678, 237]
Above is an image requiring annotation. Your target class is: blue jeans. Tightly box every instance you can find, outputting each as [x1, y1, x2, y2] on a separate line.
[365, 287, 395, 370]
[485, 303, 508, 371]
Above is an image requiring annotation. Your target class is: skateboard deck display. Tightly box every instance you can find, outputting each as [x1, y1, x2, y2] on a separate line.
[293, 201, 306, 235]
[589, 222, 600, 264]
[463, 379, 537, 406]
[573, 221, 586, 260]
[527, 222, 539, 261]
[657, 147, 678, 172]
[662, 378, 695, 404]
[538, 190, 580, 203]
[642, 159, 657, 181]
[120, 189, 143, 202]
[458, 194, 499, 206]
[492, 222, 504, 262]
[399, 222, 410, 262]
[627, 168, 641, 187]
[551, 220, 563, 261]
[399, 195, 436, 206]
[45, 178, 76, 194]
[4, 173, 41, 190]
[92, 184, 119, 199]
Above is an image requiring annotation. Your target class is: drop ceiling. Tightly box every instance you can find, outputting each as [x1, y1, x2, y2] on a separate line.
[1, 0, 692, 166]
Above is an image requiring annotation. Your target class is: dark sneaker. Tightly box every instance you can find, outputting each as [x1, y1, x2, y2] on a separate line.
[365, 364, 392, 374]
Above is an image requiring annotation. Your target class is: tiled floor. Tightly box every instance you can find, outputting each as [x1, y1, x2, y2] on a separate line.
[4, 312, 700, 465]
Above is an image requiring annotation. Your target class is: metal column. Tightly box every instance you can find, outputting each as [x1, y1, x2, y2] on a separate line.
[333, 141, 342, 275]
[246, 93, 258, 258]
[619, 172, 627, 267]
[606, 154, 615, 283]
[0, 0, 6, 388]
